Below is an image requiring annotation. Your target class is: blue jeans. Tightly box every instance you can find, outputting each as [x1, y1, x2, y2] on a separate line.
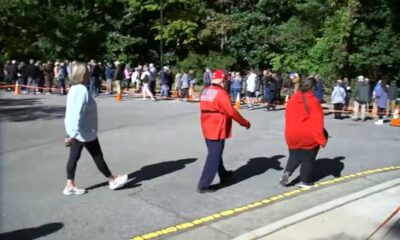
[160, 84, 169, 97]
[230, 88, 241, 102]
[264, 86, 270, 102]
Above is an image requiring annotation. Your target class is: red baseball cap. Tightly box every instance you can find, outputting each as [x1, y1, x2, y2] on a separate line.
[212, 69, 227, 81]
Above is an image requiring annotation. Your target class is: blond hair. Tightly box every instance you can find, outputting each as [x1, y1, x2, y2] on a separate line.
[70, 62, 89, 85]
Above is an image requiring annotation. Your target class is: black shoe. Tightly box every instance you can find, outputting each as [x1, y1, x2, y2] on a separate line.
[220, 171, 234, 184]
[197, 186, 217, 193]
[280, 172, 290, 186]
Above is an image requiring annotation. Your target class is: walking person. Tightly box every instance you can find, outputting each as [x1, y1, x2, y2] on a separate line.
[197, 70, 251, 193]
[63, 62, 128, 195]
[331, 80, 346, 120]
[373, 80, 388, 125]
[140, 65, 156, 101]
[159, 66, 170, 98]
[280, 77, 327, 188]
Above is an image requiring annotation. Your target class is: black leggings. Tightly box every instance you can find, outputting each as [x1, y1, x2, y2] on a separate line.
[66, 138, 112, 180]
[284, 147, 319, 184]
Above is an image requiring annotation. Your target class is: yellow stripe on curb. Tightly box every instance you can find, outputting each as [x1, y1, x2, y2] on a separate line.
[129, 165, 400, 240]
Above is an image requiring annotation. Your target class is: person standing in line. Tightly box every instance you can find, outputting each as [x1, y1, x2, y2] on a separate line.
[230, 72, 242, 103]
[352, 75, 370, 121]
[105, 62, 114, 95]
[131, 66, 141, 93]
[88, 59, 101, 97]
[314, 74, 324, 103]
[331, 80, 346, 120]
[266, 72, 278, 111]
[197, 69, 251, 193]
[342, 77, 351, 112]
[262, 70, 271, 108]
[179, 70, 190, 101]
[159, 66, 170, 98]
[246, 70, 258, 109]
[174, 71, 182, 96]
[123, 64, 132, 93]
[280, 77, 327, 188]
[386, 80, 398, 117]
[149, 63, 157, 95]
[140, 65, 156, 101]
[203, 68, 212, 87]
[9, 60, 18, 89]
[112, 61, 124, 94]
[63, 62, 128, 195]
[373, 80, 388, 125]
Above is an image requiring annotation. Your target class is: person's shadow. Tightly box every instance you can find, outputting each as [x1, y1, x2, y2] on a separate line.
[288, 156, 345, 186]
[216, 155, 285, 190]
[86, 158, 197, 190]
[0, 222, 64, 240]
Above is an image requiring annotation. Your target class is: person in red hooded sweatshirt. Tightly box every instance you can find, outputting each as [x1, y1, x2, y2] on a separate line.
[280, 76, 327, 188]
[197, 70, 251, 193]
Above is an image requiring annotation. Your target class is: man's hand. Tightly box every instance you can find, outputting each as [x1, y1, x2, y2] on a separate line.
[244, 121, 251, 129]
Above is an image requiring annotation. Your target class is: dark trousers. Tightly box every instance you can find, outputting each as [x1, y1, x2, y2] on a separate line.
[89, 77, 99, 96]
[66, 138, 112, 180]
[378, 107, 385, 119]
[284, 147, 319, 184]
[267, 91, 277, 110]
[333, 103, 344, 119]
[198, 139, 229, 188]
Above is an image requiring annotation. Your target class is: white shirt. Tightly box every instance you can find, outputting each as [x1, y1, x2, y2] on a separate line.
[246, 73, 258, 92]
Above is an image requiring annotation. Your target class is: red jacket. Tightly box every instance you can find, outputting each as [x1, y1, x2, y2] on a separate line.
[200, 85, 248, 140]
[285, 91, 327, 149]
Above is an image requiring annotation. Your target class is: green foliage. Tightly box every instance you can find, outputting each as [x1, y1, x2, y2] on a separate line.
[1, 0, 399, 84]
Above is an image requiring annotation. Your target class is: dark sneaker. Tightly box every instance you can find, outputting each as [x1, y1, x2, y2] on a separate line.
[197, 186, 217, 193]
[280, 173, 290, 186]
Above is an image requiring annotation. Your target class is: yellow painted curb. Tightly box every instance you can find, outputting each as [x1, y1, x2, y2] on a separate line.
[130, 165, 400, 240]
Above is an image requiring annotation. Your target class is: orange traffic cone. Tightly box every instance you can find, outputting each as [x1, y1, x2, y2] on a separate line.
[115, 89, 123, 101]
[234, 92, 241, 110]
[14, 82, 20, 95]
[188, 86, 193, 102]
[391, 107, 400, 127]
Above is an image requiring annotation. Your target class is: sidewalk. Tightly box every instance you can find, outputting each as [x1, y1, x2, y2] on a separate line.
[235, 178, 400, 240]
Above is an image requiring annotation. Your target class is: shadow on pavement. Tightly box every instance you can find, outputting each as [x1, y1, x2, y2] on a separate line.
[0, 98, 42, 106]
[288, 156, 345, 186]
[86, 158, 197, 190]
[216, 155, 285, 190]
[0, 98, 65, 122]
[0, 222, 64, 240]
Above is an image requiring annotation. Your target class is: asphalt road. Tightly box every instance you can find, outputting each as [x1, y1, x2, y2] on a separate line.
[0, 93, 399, 240]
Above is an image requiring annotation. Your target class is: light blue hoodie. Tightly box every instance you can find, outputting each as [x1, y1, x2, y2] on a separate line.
[64, 84, 98, 142]
[331, 85, 346, 104]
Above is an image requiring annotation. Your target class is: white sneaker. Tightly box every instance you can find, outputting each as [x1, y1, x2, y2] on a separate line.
[374, 120, 383, 125]
[63, 186, 86, 196]
[109, 175, 128, 190]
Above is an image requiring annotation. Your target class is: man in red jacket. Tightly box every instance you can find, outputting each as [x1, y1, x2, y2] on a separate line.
[197, 70, 251, 193]
[280, 76, 327, 188]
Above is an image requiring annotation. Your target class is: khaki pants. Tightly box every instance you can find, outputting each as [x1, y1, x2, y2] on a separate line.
[353, 101, 367, 120]
[386, 100, 397, 116]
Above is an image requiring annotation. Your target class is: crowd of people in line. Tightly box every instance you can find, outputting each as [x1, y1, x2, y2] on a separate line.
[2, 59, 399, 125]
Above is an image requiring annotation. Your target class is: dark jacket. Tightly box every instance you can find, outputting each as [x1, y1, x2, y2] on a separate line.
[353, 81, 370, 103]
[314, 79, 323, 102]
[105, 66, 114, 80]
[388, 85, 398, 100]
[26, 64, 36, 78]
[9, 63, 18, 80]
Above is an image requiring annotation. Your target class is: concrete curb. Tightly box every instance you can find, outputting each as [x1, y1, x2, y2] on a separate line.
[233, 178, 400, 240]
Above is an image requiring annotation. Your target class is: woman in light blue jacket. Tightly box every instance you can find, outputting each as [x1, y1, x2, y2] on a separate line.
[331, 80, 346, 120]
[373, 80, 388, 125]
[63, 63, 128, 195]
